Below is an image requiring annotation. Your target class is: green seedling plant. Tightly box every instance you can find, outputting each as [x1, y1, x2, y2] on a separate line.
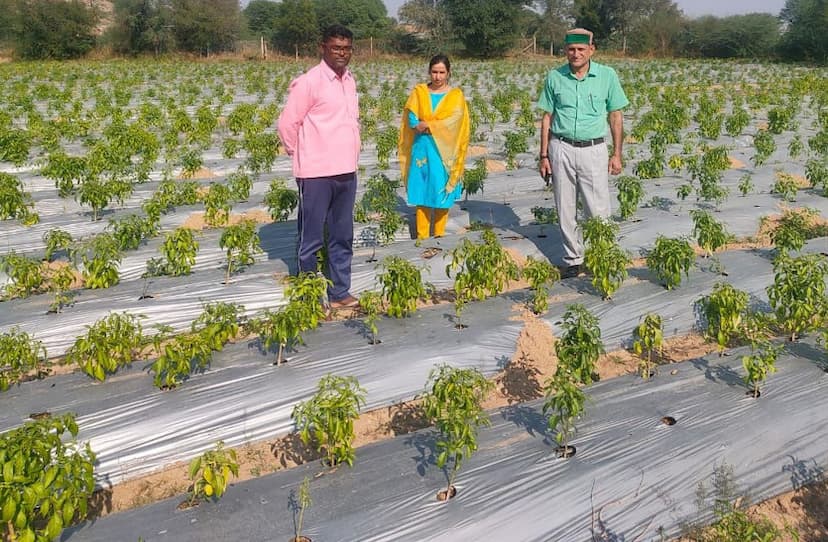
[187, 441, 239, 505]
[263, 178, 299, 221]
[742, 342, 782, 398]
[772, 171, 799, 202]
[150, 332, 214, 389]
[446, 229, 518, 302]
[219, 219, 262, 284]
[462, 157, 487, 202]
[292, 375, 367, 468]
[160, 227, 199, 276]
[752, 129, 775, 166]
[737, 174, 753, 196]
[253, 305, 306, 366]
[43, 229, 73, 262]
[542, 366, 585, 458]
[65, 312, 144, 381]
[192, 301, 242, 351]
[46, 264, 77, 313]
[0, 414, 95, 542]
[698, 282, 749, 354]
[766, 253, 828, 341]
[647, 235, 695, 290]
[377, 255, 426, 318]
[375, 125, 399, 170]
[582, 217, 630, 300]
[292, 476, 312, 542]
[0, 172, 38, 224]
[805, 158, 828, 196]
[422, 364, 493, 499]
[358, 291, 383, 345]
[555, 304, 604, 385]
[75, 174, 132, 222]
[766, 208, 828, 254]
[690, 209, 732, 257]
[503, 130, 528, 169]
[632, 313, 663, 379]
[531, 206, 558, 237]
[788, 134, 804, 160]
[0, 328, 48, 392]
[72, 233, 122, 289]
[522, 256, 559, 314]
[227, 171, 252, 202]
[202, 183, 232, 227]
[0, 252, 45, 299]
[615, 175, 645, 220]
[109, 214, 158, 251]
[284, 272, 330, 331]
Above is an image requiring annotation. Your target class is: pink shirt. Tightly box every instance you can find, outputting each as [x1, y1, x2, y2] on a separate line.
[277, 60, 360, 179]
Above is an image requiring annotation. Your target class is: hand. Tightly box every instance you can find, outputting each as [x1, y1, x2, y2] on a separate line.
[539, 156, 552, 179]
[608, 155, 622, 175]
[415, 121, 430, 134]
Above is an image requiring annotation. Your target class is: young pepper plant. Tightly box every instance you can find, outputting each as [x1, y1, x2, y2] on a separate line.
[542, 367, 585, 458]
[219, 219, 262, 284]
[65, 312, 145, 381]
[697, 283, 749, 354]
[187, 441, 239, 505]
[632, 313, 663, 379]
[522, 256, 560, 314]
[0, 327, 48, 392]
[0, 414, 96, 542]
[292, 375, 367, 468]
[377, 255, 426, 318]
[555, 304, 604, 385]
[422, 364, 493, 499]
[766, 253, 828, 341]
[646, 235, 695, 290]
[742, 342, 782, 398]
[582, 217, 630, 300]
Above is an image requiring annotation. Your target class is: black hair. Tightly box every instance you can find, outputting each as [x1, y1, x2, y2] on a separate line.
[429, 54, 451, 73]
[322, 24, 353, 43]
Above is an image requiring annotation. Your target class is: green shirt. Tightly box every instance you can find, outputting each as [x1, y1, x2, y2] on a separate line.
[537, 60, 629, 141]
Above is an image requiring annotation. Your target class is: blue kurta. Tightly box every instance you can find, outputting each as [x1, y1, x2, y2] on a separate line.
[406, 93, 463, 209]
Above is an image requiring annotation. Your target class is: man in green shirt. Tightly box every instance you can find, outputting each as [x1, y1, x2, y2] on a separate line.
[537, 28, 629, 278]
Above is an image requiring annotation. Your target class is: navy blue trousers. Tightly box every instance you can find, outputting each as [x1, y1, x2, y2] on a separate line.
[296, 172, 357, 302]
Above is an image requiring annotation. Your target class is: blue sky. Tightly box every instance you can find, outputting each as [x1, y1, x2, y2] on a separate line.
[382, 0, 787, 18]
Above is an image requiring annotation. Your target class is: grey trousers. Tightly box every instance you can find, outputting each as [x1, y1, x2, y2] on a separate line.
[549, 137, 611, 266]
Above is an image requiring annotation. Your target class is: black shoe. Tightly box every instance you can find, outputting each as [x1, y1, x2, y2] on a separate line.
[560, 264, 583, 279]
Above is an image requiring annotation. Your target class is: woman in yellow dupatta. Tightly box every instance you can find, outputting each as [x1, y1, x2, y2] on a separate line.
[399, 54, 470, 240]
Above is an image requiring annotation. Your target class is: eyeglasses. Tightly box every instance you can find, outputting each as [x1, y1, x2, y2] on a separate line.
[326, 45, 353, 54]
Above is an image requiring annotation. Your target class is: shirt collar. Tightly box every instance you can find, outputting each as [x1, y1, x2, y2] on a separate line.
[319, 59, 352, 82]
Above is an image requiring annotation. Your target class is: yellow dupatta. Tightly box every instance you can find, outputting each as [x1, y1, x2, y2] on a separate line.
[398, 83, 470, 192]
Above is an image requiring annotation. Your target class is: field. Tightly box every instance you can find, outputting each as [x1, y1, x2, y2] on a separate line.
[1, 55, 827, 541]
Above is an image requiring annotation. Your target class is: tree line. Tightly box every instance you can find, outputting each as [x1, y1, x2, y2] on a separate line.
[0, 0, 825, 63]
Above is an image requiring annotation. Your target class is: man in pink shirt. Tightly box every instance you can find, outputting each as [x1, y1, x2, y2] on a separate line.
[278, 25, 361, 309]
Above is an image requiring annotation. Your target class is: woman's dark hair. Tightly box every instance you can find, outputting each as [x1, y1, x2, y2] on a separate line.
[429, 54, 451, 73]
[323, 24, 353, 43]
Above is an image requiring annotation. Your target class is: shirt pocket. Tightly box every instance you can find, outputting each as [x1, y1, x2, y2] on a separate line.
[554, 90, 577, 109]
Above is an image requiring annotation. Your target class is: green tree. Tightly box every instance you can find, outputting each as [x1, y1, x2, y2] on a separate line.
[314, 0, 391, 39]
[170, 0, 241, 54]
[443, 0, 529, 57]
[109, 0, 175, 55]
[244, 0, 281, 38]
[13, 0, 99, 59]
[398, 0, 454, 52]
[273, 0, 319, 55]
[780, 0, 828, 62]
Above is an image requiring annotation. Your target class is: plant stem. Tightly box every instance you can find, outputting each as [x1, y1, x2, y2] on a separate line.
[277, 343, 284, 366]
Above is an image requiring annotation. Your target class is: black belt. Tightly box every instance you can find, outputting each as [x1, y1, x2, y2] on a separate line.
[554, 135, 604, 148]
